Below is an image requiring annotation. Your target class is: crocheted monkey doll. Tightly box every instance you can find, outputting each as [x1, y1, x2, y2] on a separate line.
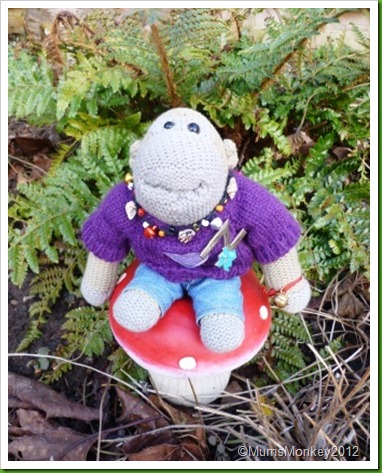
[81, 108, 311, 353]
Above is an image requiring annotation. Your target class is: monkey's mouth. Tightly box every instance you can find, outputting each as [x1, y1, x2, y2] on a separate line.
[142, 179, 207, 199]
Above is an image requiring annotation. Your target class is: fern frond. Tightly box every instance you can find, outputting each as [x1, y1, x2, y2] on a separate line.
[16, 320, 44, 353]
[8, 48, 57, 125]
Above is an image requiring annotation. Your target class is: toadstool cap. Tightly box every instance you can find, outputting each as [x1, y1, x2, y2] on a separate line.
[109, 261, 271, 379]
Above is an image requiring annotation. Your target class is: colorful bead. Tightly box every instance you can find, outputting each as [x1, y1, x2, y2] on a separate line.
[128, 174, 237, 241]
[178, 228, 196, 243]
[144, 225, 157, 239]
[211, 217, 223, 230]
[124, 172, 133, 184]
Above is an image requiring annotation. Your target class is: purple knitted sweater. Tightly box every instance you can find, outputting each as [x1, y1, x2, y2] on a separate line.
[82, 172, 301, 282]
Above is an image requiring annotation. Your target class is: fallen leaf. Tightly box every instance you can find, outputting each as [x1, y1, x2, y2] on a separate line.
[250, 395, 274, 417]
[220, 380, 243, 406]
[149, 395, 206, 449]
[9, 409, 95, 461]
[9, 372, 100, 421]
[149, 394, 194, 425]
[14, 136, 54, 156]
[332, 146, 351, 160]
[116, 387, 168, 431]
[8, 395, 34, 410]
[123, 430, 177, 454]
[117, 391, 207, 460]
[127, 442, 205, 461]
[286, 130, 315, 156]
[337, 292, 366, 318]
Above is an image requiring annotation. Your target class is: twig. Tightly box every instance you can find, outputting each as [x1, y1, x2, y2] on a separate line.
[8, 154, 48, 175]
[96, 380, 110, 461]
[56, 416, 163, 461]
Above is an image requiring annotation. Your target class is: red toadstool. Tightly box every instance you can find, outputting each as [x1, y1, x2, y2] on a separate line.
[109, 260, 271, 406]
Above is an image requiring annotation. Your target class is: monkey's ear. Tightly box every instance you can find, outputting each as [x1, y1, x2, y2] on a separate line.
[223, 139, 238, 169]
[129, 140, 141, 167]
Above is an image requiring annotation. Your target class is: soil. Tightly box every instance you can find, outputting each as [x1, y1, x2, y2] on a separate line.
[8, 277, 114, 406]
[9, 275, 59, 373]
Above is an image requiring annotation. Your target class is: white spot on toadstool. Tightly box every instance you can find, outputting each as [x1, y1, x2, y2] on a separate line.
[259, 305, 268, 320]
[178, 356, 197, 371]
[117, 273, 127, 284]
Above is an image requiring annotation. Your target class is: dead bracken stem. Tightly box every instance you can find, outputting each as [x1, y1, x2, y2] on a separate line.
[150, 23, 183, 108]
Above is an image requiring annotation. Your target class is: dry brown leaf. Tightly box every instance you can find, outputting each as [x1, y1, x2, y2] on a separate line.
[123, 430, 177, 454]
[127, 442, 205, 461]
[116, 387, 168, 431]
[9, 409, 95, 461]
[286, 129, 315, 156]
[13, 136, 53, 156]
[117, 391, 207, 460]
[337, 292, 366, 318]
[220, 380, 243, 406]
[8, 394, 35, 410]
[149, 395, 206, 449]
[332, 146, 351, 160]
[149, 394, 194, 425]
[9, 372, 100, 421]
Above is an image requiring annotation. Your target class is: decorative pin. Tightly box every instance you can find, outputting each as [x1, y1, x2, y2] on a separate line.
[211, 217, 223, 230]
[178, 228, 195, 244]
[227, 176, 238, 200]
[215, 227, 247, 272]
[125, 201, 137, 220]
[215, 247, 237, 271]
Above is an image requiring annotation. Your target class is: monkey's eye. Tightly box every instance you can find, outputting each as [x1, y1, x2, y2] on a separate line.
[164, 121, 175, 129]
[188, 122, 200, 134]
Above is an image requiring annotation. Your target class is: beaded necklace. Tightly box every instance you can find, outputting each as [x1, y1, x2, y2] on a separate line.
[123, 173, 238, 244]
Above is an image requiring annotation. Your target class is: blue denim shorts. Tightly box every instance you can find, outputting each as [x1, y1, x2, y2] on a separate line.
[123, 264, 244, 324]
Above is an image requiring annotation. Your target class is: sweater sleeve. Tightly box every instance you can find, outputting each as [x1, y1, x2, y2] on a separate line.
[81, 183, 131, 263]
[238, 175, 301, 264]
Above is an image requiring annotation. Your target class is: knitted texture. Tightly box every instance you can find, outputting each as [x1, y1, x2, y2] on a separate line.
[113, 289, 161, 332]
[81, 252, 119, 306]
[131, 108, 231, 226]
[200, 313, 245, 353]
[262, 247, 310, 313]
[82, 173, 301, 282]
[283, 278, 311, 313]
[262, 247, 302, 289]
